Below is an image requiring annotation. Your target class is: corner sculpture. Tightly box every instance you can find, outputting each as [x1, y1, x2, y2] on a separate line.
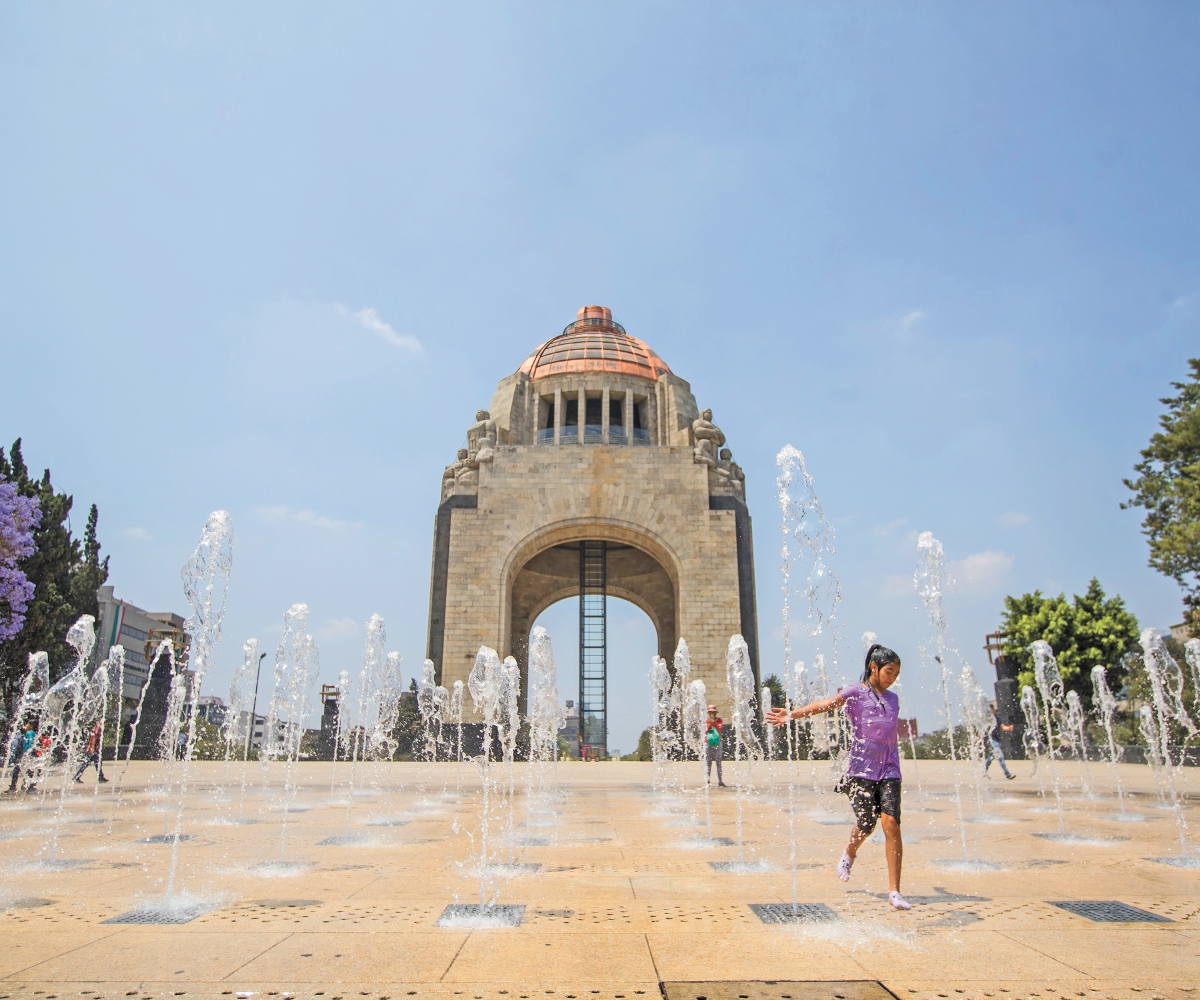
[426, 305, 759, 753]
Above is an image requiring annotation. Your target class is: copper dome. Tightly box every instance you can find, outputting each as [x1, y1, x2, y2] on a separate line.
[518, 306, 671, 381]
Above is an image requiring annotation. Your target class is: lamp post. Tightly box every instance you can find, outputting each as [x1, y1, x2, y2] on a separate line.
[244, 651, 267, 762]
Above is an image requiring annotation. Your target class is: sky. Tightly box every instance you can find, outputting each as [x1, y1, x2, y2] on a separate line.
[2, 3, 1198, 754]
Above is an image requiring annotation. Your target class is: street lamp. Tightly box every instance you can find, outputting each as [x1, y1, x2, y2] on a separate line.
[243, 651, 267, 762]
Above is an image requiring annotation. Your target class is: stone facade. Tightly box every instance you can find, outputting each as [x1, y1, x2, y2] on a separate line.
[425, 307, 759, 723]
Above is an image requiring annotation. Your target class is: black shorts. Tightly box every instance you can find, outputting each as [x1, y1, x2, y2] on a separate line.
[844, 777, 901, 834]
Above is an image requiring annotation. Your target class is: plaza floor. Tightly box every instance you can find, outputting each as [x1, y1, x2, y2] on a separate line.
[0, 758, 1197, 1000]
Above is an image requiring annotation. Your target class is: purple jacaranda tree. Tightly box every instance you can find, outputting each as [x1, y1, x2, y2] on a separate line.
[0, 474, 41, 642]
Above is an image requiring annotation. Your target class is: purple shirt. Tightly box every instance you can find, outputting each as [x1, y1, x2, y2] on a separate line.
[840, 682, 902, 781]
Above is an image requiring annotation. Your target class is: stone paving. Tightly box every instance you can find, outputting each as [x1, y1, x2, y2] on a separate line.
[0, 759, 1198, 1000]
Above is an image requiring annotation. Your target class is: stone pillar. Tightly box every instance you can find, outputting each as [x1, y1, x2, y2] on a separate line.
[601, 386, 610, 444]
[577, 386, 585, 444]
[554, 387, 562, 445]
[532, 392, 540, 443]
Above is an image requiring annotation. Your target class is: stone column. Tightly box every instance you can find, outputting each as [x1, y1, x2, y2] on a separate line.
[577, 386, 585, 444]
[601, 386, 610, 444]
[554, 387, 562, 445]
[532, 392, 540, 444]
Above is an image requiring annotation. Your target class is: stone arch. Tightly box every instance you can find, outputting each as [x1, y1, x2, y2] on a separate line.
[500, 518, 681, 705]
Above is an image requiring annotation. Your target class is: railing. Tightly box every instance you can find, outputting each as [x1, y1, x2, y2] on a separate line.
[561, 317, 627, 338]
[533, 425, 651, 445]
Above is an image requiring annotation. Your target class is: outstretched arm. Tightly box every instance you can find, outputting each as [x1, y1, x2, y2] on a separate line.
[764, 694, 846, 728]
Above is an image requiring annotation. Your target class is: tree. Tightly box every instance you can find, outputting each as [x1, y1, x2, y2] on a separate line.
[1123, 357, 1200, 634]
[0, 474, 41, 642]
[998, 578, 1141, 707]
[0, 439, 109, 713]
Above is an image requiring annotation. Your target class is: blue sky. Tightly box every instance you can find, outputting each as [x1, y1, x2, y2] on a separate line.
[2, 3, 1198, 753]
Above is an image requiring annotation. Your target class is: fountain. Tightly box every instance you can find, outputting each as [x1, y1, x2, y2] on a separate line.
[1063, 690, 1094, 797]
[1091, 664, 1133, 818]
[1020, 685, 1049, 810]
[1030, 640, 1067, 833]
[525, 626, 564, 826]
[649, 654, 676, 788]
[682, 678, 712, 842]
[724, 634, 764, 870]
[327, 669, 349, 799]
[914, 532, 972, 863]
[43, 615, 97, 862]
[263, 603, 319, 861]
[344, 615, 385, 833]
[1140, 627, 1199, 866]
[108, 638, 173, 831]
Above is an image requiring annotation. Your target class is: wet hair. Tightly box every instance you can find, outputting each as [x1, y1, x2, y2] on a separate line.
[862, 643, 901, 682]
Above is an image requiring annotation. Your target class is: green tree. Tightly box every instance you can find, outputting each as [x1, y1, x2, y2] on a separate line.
[624, 727, 653, 761]
[1123, 357, 1200, 634]
[0, 439, 109, 712]
[998, 578, 1141, 706]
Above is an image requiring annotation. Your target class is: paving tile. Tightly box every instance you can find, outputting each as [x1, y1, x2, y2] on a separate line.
[446, 933, 658, 982]
[231, 931, 470, 983]
[10, 930, 290, 982]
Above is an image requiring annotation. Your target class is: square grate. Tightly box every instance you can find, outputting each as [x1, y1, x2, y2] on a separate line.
[435, 903, 525, 928]
[140, 834, 193, 844]
[749, 903, 838, 925]
[103, 901, 219, 924]
[317, 835, 369, 845]
[1047, 900, 1172, 923]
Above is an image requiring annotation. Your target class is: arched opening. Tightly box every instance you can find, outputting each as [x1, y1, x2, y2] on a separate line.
[532, 596, 658, 759]
[505, 531, 678, 756]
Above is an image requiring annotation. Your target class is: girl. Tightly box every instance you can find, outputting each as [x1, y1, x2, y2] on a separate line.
[765, 643, 910, 911]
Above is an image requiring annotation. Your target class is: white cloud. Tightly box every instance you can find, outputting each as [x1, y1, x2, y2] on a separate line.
[871, 518, 908, 539]
[317, 616, 362, 640]
[996, 512, 1031, 528]
[949, 549, 1014, 592]
[255, 505, 359, 532]
[893, 309, 926, 341]
[120, 527, 152, 541]
[338, 304, 422, 353]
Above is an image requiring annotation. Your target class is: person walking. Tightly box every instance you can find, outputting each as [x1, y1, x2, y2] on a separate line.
[705, 705, 727, 787]
[73, 722, 108, 784]
[5, 721, 36, 793]
[766, 642, 911, 911]
[984, 702, 1016, 779]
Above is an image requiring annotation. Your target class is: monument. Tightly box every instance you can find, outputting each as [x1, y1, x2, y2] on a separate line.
[425, 305, 759, 754]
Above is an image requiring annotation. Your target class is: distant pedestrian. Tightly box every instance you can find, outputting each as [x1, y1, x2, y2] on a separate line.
[984, 702, 1015, 779]
[5, 721, 36, 793]
[705, 705, 726, 786]
[767, 642, 911, 911]
[73, 722, 108, 783]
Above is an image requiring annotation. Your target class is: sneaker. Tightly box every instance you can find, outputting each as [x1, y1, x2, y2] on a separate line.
[718, 782, 727, 787]
[73, 777, 82, 783]
[98, 776, 109, 783]
[1005, 772, 1016, 780]
[837, 853, 854, 882]
[888, 891, 911, 910]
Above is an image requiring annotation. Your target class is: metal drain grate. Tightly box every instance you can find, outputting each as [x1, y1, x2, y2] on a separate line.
[103, 901, 219, 924]
[1047, 900, 1172, 923]
[139, 834, 194, 844]
[317, 835, 369, 845]
[250, 899, 323, 908]
[749, 903, 838, 925]
[435, 903, 525, 928]
[662, 980, 894, 1000]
